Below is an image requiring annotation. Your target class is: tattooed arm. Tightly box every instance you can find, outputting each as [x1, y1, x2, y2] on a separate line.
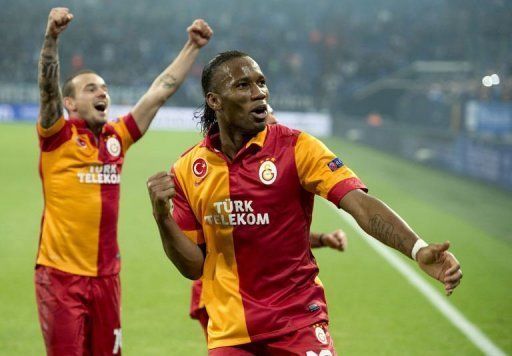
[339, 189, 462, 295]
[38, 8, 73, 129]
[131, 19, 213, 135]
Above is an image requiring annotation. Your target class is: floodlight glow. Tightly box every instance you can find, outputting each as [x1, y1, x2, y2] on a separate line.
[482, 76, 493, 87]
[490, 74, 500, 85]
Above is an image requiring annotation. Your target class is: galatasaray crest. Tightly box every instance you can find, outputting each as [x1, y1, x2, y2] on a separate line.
[106, 136, 121, 157]
[259, 159, 277, 185]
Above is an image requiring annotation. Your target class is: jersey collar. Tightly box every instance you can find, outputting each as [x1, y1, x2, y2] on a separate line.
[201, 124, 269, 152]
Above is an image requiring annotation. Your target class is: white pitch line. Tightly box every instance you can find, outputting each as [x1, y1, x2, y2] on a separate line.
[324, 201, 507, 356]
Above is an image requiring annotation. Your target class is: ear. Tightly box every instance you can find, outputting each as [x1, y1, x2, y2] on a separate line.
[206, 92, 221, 111]
[63, 96, 76, 113]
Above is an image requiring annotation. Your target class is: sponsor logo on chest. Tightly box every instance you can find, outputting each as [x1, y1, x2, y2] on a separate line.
[204, 199, 270, 226]
[77, 164, 121, 184]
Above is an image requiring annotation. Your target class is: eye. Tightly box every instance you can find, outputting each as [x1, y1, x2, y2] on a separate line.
[258, 79, 267, 87]
[236, 82, 249, 89]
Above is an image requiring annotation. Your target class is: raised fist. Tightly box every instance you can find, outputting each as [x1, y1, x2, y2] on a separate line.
[46, 7, 74, 38]
[187, 19, 213, 48]
[147, 171, 175, 218]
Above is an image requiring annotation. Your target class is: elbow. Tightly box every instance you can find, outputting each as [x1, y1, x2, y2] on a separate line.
[178, 262, 203, 280]
[181, 269, 202, 280]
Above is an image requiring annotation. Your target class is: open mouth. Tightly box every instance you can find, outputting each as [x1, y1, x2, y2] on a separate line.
[94, 102, 107, 113]
[250, 104, 268, 121]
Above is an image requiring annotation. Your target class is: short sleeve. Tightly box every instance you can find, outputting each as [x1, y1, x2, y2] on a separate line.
[294, 131, 367, 205]
[37, 116, 72, 152]
[171, 167, 205, 244]
[37, 116, 66, 138]
[108, 113, 142, 154]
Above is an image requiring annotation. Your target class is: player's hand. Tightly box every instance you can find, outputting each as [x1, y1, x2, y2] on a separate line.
[46, 7, 74, 38]
[322, 229, 348, 251]
[147, 171, 175, 218]
[416, 241, 462, 296]
[187, 19, 213, 48]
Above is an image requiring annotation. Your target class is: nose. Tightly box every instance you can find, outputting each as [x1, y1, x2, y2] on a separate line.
[97, 88, 107, 98]
[251, 84, 267, 100]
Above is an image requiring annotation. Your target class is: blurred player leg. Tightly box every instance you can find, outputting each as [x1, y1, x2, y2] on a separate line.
[35, 265, 89, 356]
[90, 274, 122, 355]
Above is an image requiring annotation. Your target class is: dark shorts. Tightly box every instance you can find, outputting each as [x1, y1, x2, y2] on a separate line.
[35, 265, 122, 356]
[208, 322, 336, 356]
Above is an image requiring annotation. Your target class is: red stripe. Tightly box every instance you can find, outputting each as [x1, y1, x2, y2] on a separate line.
[230, 125, 328, 341]
[97, 182, 121, 275]
[123, 113, 142, 142]
[96, 130, 123, 275]
[326, 177, 368, 206]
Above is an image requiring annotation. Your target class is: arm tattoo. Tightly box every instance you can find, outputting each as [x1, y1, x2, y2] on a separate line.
[157, 73, 178, 92]
[369, 214, 409, 255]
[38, 35, 63, 127]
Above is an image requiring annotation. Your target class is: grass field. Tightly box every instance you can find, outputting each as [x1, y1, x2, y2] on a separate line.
[0, 122, 511, 355]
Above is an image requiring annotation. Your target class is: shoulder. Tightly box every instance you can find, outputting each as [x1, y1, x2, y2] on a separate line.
[268, 123, 301, 137]
[266, 124, 301, 147]
[174, 141, 204, 171]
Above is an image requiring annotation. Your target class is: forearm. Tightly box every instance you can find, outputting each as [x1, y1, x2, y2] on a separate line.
[341, 192, 419, 258]
[131, 40, 200, 134]
[154, 212, 204, 279]
[38, 34, 63, 128]
[150, 40, 200, 102]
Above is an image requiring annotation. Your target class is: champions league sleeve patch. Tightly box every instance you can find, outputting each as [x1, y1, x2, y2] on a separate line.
[327, 157, 344, 172]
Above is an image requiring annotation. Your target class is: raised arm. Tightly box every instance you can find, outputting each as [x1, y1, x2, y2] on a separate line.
[38, 8, 73, 129]
[147, 172, 204, 279]
[339, 189, 462, 295]
[131, 19, 213, 135]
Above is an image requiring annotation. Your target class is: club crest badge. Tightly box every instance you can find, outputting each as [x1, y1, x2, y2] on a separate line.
[259, 160, 277, 185]
[106, 137, 121, 157]
[315, 326, 328, 345]
[192, 158, 208, 178]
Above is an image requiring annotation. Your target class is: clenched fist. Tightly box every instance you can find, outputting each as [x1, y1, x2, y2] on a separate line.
[187, 19, 213, 48]
[147, 172, 175, 218]
[46, 7, 73, 38]
[322, 229, 348, 251]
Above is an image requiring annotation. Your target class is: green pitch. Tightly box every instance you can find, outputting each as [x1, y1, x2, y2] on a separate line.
[0, 123, 511, 355]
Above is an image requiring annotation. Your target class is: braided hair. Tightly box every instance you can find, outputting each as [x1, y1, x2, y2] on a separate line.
[195, 50, 249, 135]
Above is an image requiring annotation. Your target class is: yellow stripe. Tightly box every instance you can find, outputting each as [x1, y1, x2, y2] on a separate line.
[175, 146, 251, 348]
[38, 125, 101, 276]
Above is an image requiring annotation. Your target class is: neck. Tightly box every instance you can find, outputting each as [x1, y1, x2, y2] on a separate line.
[218, 123, 249, 161]
[71, 112, 103, 137]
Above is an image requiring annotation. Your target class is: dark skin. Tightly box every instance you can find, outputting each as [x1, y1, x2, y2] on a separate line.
[148, 55, 462, 295]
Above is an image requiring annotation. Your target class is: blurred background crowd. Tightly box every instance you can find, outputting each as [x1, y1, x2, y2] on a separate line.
[1, 0, 511, 188]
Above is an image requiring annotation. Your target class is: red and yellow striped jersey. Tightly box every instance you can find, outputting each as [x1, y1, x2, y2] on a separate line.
[172, 124, 367, 349]
[36, 114, 141, 276]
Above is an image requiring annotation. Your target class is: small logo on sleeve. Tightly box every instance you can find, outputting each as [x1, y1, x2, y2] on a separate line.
[192, 158, 208, 178]
[327, 157, 344, 172]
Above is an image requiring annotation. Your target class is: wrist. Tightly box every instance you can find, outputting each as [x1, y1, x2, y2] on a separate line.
[318, 233, 325, 247]
[184, 39, 201, 51]
[153, 209, 171, 222]
[411, 238, 428, 261]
